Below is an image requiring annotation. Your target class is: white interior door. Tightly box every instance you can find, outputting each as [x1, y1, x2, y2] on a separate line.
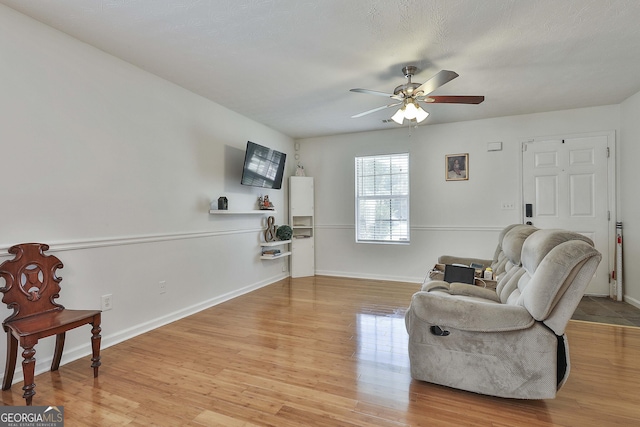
[522, 134, 612, 296]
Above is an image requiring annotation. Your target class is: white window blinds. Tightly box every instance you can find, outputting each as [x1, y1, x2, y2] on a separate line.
[355, 153, 409, 243]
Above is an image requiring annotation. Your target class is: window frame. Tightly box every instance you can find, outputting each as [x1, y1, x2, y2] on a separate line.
[354, 152, 410, 244]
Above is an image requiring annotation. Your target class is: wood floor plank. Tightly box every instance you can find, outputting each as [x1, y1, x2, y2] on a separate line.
[2, 276, 640, 426]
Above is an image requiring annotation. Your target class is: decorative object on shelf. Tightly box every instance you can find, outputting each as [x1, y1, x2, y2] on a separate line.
[445, 153, 469, 181]
[261, 249, 281, 257]
[295, 163, 306, 176]
[264, 216, 277, 242]
[259, 195, 275, 210]
[259, 239, 292, 260]
[217, 196, 228, 210]
[276, 224, 293, 241]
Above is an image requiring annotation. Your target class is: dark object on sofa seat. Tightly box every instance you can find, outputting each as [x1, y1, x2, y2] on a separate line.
[443, 264, 475, 285]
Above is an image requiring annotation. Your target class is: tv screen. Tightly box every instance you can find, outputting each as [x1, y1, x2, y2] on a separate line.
[240, 141, 287, 189]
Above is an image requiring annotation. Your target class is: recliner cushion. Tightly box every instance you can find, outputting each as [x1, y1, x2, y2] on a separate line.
[500, 225, 539, 267]
[521, 229, 593, 274]
[408, 291, 534, 332]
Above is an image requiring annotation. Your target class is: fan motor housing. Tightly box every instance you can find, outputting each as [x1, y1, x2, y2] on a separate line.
[402, 65, 418, 77]
[394, 82, 422, 98]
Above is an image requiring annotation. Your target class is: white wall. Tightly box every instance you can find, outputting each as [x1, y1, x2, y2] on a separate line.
[0, 4, 294, 383]
[620, 90, 640, 306]
[298, 106, 621, 286]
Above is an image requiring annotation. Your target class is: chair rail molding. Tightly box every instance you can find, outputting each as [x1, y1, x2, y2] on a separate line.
[315, 224, 505, 232]
[0, 228, 263, 256]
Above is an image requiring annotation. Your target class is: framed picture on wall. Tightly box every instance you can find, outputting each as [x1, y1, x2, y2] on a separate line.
[445, 153, 469, 181]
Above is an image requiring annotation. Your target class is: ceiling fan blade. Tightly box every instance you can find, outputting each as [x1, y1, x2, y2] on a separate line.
[413, 70, 459, 97]
[350, 88, 403, 100]
[423, 95, 485, 104]
[351, 102, 402, 118]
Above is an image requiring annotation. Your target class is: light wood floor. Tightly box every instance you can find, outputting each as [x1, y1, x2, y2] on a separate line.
[2, 276, 640, 426]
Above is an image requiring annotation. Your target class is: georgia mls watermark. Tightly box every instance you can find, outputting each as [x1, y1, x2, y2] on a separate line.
[0, 406, 64, 427]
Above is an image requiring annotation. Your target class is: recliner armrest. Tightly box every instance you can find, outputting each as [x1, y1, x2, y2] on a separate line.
[421, 281, 500, 302]
[449, 283, 501, 302]
[408, 292, 534, 332]
[421, 280, 450, 292]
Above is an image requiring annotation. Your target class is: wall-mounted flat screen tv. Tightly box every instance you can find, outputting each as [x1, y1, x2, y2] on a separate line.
[240, 141, 287, 189]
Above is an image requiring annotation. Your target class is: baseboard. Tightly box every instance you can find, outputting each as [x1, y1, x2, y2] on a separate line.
[584, 292, 610, 297]
[315, 269, 423, 284]
[624, 294, 640, 310]
[2, 273, 289, 387]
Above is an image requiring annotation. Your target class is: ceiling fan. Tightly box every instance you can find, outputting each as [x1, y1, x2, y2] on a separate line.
[350, 66, 484, 124]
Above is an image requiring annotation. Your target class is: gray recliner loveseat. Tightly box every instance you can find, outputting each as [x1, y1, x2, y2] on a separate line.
[405, 227, 601, 399]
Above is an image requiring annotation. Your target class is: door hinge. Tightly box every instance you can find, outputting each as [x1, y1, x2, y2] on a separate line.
[608, 211, 611, 221]
[607, 146, 610, 158]
[522, 144, 527, 152]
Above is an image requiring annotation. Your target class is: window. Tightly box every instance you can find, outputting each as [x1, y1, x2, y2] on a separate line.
[355, 153, 409, 243]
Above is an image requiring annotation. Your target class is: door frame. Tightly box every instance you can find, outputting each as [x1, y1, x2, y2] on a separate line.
[520, 130, 617, 298]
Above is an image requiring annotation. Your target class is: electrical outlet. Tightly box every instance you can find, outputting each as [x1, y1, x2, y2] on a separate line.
[282, 263, 287, 272]
[159, 280, 167, 294]
[101, 294, 113, 311]
[501, 201, 516, 210]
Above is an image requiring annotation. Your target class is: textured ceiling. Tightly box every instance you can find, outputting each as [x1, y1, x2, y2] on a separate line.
[3, 0, 640, 139]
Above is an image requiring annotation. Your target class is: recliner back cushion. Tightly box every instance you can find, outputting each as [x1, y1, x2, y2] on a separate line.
[521, 229, 593, 274]
[513, 229, 601, 334]
[519, 240, 599, 321]
[500, 225, 539, 267]
[502, 229, 593, 309]
[490, 224, 520, 264]
[498, 267, 527, 304]
[491, 225, 538, 301]
[490, 224, 523, 275]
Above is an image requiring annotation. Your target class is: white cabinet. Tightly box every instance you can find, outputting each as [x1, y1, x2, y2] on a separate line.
[289, 177, 314, 278]
[290, 177, 314, 216]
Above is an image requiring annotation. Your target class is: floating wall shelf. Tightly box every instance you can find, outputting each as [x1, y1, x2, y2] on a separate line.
[259, 240, 291, 260]
[209, 210, 276, 215]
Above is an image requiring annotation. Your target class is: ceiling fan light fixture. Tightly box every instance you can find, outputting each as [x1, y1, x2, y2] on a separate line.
[415, 106, 429, 123]
[404, 101, 419, 120]
[391, 108, 405, 124]
[391, 101, 429, 124]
